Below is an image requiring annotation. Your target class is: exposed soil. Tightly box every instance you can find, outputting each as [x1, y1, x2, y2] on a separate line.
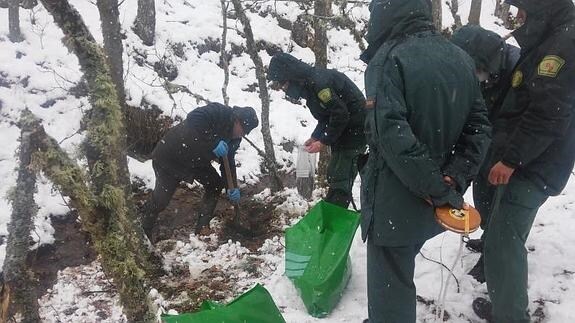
[28, 211, 97, 298]
[26, 171, 300, 316]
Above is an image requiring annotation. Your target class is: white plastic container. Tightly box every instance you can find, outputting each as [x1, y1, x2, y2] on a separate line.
[296, 146, 316, 199]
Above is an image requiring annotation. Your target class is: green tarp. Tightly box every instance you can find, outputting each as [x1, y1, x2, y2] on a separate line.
[162, 284, 285, 323]
[285, 200, 360, 317]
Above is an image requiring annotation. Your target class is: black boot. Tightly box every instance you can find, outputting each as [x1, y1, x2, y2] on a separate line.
[195, 195, 218, 234]
[472, 297, 493, 322]
[139, 201, 158, 241]
[465, 238, 484, 253]
[468, 255, 486, 283]
[325, 188, 351, 208]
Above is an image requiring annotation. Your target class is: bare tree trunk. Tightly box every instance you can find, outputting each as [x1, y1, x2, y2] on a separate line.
[97, 0, 126, 105]
[230, 0, 282, 192]
[312, 0, 332, 189]
[431, 0, 442, 31]
[494, 0, 511, 28]
[449, 0, 462, 29]
[468, 0, 482, 25]
[133, 0, 155, 46]
[312, 0, 331, 68]
[220, 0, 230, 106]
[8, 0, 24, 42]
[1, 110, 41, 323]
[38, 0, 161, 321]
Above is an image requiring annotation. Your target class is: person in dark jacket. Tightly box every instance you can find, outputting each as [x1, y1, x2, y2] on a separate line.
[360, 0, 491, 321]
[141, 103, 259, 239]
[451, 25, 521, 281]
[451, 25, 521, 116]
[471, 0, 575, 321]
[267, 53, 367, 208]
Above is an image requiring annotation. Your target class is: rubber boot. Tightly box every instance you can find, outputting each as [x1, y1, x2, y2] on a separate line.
[139, 201, 158, 241]
[195, 196, 218, 234]
[468, 255, 486, 283]
[472, 297, 493, 322]
[325, 188, 351, 208]
[466, 238, 484, 253]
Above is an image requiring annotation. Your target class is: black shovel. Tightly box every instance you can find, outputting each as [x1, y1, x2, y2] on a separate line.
[222, 157, 252, 235]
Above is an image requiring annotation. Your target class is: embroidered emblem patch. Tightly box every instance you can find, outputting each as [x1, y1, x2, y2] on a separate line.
[317, 88, 332, 103]
[512, 70, 523, 88]
[538, 55, 565, 77]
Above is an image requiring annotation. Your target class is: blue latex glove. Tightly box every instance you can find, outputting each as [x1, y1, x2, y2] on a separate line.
[227, 188, 240, 203]
[212, 140, 228, 158]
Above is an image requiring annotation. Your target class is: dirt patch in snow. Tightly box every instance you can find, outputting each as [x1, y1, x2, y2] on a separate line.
[134, 171, 297, 251]
[25, 171, 302, 318]
[29, 211, 97, 297]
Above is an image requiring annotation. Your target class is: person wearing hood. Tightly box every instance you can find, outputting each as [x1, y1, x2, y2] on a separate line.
[471, 0, 575, 321]
[360, 0, 491, 321]
[141, 103, 259, 240]
[450, 25, 521, 282]
[267, 53, 367, 208]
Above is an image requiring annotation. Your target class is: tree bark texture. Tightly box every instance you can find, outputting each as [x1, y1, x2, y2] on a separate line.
[231, 0, 282, 192]
[449, 0, 462, 29]
[97, 0, 126, 105]
[312, 0, 331, 68]
[8, 0, 24, 42]
[468, 0, 482, 25]
[1, 110, 41, 323]
[432, 0, 442, 31]
[313, 0, 332, 188]
[133, 0, 156, 46]
[38, 1, 160, 321]
[494, 0, 511, 28]
[220, 0, 230, 106]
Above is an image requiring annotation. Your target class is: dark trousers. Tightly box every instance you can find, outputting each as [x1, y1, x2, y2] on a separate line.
[142, 161, 223, 231]
[473, 171, 497, 242]
[325, 147, 364, 208]
[367, 239, 424, 323]
[483, 175, 548, 323]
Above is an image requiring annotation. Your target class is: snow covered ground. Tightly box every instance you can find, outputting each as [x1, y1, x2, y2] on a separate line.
[0, 0, 574, 322]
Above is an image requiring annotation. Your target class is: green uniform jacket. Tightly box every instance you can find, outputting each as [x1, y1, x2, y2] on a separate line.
[488, 0, 575, 196]
[361, 0, 491, 246]
[268, 53, 366, 150]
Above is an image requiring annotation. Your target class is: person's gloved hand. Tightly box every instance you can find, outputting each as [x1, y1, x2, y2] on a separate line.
[213, 140, 228, 157]
[227, 188, 240, 203]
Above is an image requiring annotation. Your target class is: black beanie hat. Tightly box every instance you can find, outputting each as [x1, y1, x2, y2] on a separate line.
[232, 106, 259, 135]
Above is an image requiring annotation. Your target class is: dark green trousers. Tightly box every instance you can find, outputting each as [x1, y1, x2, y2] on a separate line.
[325, 147, 364, 208]
[483, 175, 548, 323]
[367, 239, 423, 323]
[473, 171, 496, 240]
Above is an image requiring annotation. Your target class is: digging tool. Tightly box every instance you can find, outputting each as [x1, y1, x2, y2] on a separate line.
[221, 156, 253, 235]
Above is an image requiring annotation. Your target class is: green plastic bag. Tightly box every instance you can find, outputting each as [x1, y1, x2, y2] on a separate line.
[162, 284, 286, 323]
[285, 200, 360, 318]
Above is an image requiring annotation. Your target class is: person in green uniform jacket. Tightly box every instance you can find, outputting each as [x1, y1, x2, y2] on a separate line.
[360, 0, 491, 322]
[267, 53, 367, 208]
[451, 24, 521, 282]
[471, 0, 575, 321]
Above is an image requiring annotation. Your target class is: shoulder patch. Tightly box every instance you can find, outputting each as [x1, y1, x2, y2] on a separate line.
[317, 88, 332, 103]
[512, 70, 523, 88]
[538, 55, 565, 77]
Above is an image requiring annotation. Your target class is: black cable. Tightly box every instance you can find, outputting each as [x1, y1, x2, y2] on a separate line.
[419, 251, 461, 293]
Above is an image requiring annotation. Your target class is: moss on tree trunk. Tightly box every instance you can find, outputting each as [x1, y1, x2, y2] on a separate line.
[37, 0, 163, 321]
[1, 110, 41, 323]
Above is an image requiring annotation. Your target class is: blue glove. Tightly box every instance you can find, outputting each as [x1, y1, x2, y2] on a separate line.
[212, 140, 228, 158]
[227, 188, 240, 203]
